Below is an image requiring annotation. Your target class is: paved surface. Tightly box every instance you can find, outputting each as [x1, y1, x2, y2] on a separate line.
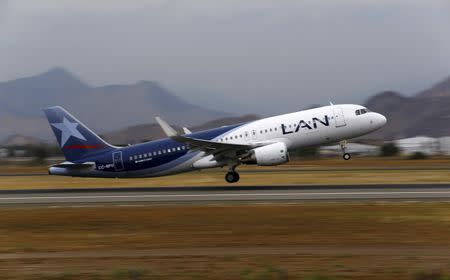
[1, 184, 450, 205]
[1, 246, 449, 259]
[2, 166, 450, 177]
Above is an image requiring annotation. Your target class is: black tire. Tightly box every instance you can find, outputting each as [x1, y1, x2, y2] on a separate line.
[343, 153, 351, 160]
[233, 172, 240, 182]
[225, 172, 240, 183]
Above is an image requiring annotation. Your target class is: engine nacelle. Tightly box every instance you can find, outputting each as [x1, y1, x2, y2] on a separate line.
[242, 142, 289, 166]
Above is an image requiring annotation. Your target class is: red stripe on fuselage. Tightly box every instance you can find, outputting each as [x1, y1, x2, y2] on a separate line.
[64, 144, 105, 150]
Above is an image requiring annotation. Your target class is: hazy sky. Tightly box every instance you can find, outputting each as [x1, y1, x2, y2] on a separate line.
[1, 0, 450, 115]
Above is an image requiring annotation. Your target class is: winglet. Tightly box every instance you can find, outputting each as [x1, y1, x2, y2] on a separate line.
[183, 127, 192, 134]
[155, 117, 178, 137]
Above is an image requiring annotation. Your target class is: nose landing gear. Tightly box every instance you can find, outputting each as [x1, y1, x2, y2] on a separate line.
[340, 140, 351, 160]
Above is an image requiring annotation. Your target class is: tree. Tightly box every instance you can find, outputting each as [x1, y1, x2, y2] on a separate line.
[408, 151, 428, 160]
[30, 146, 48, 164]
[379, 142, 400, 157]
[290, 146, 320, 159]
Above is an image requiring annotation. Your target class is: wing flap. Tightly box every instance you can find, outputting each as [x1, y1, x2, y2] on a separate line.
[172, 135, 252, 151]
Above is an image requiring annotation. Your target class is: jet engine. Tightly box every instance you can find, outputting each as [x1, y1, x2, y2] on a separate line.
[241, 142, 289, 166]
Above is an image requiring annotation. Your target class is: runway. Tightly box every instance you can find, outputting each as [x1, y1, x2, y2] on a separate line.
[1, 184, 450, 205]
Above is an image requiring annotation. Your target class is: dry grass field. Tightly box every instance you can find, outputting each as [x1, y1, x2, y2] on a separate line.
[1, 203, 450, 279]
[1, 158, 450, 189]
[1, 158, 450, 279]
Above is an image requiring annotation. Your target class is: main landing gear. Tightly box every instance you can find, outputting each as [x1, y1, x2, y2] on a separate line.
[225, 165, 240, 183]
[340, 140, 351, 160]
[225, 171, 240, 183]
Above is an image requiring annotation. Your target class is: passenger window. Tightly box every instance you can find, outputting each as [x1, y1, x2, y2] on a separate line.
[144, 154, 147, 158]
[177, 147, 181, 151]
[265, 129, 268, 133]
[129, 156, 133, 161]
[139, 155, 142, 159]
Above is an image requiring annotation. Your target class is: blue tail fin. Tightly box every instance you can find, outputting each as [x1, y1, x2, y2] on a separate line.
[43, 106, 116, 162]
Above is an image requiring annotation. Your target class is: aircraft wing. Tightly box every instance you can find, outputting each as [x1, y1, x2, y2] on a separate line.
[155, 117, 264, 160]
[155, 117, 178, 137]
[171, 135, 264, 163]
[172, 135, 254, 151]
[182, 127, 192, 134]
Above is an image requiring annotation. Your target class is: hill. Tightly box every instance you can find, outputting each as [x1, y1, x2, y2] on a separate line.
[0, 68, 230, 141]
[365, 76, 450, 139]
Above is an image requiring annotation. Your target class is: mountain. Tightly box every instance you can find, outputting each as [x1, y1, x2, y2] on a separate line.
[0, 68, 230, 141]
[3, 67, 450, 143]
[365, 76, 450, 139]
[102, 114, 260, 145]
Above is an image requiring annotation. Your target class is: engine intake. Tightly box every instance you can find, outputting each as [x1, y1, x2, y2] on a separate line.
[241, 142, 289, 166]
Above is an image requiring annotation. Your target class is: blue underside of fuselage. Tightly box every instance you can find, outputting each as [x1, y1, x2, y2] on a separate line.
[77, 122, 245, 175]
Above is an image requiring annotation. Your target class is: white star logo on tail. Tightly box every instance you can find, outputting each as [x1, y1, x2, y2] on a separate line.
[51, 117, 86, 147]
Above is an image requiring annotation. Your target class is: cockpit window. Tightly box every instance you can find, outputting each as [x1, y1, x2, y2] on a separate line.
[355, 108, 370, 116]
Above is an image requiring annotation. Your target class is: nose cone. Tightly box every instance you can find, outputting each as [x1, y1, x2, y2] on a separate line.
[375, 113, 387, 128]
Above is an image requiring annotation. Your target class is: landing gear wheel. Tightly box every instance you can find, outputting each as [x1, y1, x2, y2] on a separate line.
[225, 171, 240, 183]
[343, 153, 351, 160]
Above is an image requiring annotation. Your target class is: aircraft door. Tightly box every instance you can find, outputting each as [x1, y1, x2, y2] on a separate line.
[332, 107, 347, 127]
[112, 151, 124, 171]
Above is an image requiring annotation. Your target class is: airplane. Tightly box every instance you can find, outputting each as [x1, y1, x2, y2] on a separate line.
[44, 104, 386, 183]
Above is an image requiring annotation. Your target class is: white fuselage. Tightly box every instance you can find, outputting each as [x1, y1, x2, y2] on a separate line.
[209, 104, 385, 150]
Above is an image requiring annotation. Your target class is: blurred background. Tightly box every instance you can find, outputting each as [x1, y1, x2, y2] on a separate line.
[1, 1, 450, 279]
[1, 0, 450, 162]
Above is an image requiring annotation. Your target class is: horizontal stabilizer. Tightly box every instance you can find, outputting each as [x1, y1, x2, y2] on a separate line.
[51, 161, 95, 169]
